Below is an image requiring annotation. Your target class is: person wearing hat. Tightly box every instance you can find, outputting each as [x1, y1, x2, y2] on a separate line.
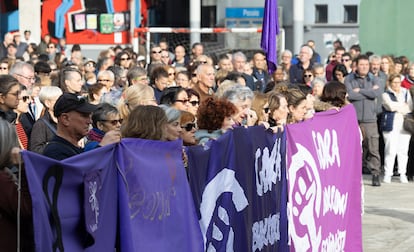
[84, 58, 96, 75]
[43, 93, 121, 160]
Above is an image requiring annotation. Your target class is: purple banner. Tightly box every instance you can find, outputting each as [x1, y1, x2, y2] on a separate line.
[22, 139, 203, 252]
[116, 138, 204, 252]
[286, 105, 363, 252]
[187, 126, 289, 252]
[22, 145, 118, 251]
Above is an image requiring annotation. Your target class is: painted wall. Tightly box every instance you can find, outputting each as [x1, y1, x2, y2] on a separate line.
[359, 0, 414, 61]
[41, 0, 132, 44]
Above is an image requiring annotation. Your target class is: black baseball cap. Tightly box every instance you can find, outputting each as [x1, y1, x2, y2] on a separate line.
[54, 93, 97, 117]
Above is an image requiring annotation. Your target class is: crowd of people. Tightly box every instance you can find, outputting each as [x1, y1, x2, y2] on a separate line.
[1, 30, 414, 250]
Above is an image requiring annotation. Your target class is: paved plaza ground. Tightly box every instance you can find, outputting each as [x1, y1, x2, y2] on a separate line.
[362, 174, 414, 251]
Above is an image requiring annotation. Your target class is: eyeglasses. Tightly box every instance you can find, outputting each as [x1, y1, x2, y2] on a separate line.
[120, 57, 131, 61]
[99, 119, 123, 125]
[181, 123, 196, 132]
[168, 72, 175, 76]
[15, 73, 36, 82]
[7, 91, 21, 97]
[263, 107, 270, 113]
[152, 50, 162, 54]
[175, 99, 189, 104]
[98, 79, 113, 82]
[189, 100, 199, 106]
[304, 74, 313, 78]
[22, 96, 30, 102]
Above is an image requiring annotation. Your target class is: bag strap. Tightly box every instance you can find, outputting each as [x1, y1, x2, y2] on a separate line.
[41, 117, 57, 135]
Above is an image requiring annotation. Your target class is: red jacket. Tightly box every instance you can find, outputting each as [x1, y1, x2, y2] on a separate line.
[401, 76, 414, 89]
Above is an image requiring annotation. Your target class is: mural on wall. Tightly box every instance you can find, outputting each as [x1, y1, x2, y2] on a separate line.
[41, 0, 147, 44]
[323, 33, 359, 51]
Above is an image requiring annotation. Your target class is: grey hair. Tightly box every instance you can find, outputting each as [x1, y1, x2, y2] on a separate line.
[159, 104, 181, 123]
[312, 63, 324, 71]
[127, 66, 147, 83]
[0, 118, 19, 168]
[196, 63, 214, 75]
[97, 70, 115, 80]
[311, 77, 326, 88]
[369, 54, 381, 63]
[9, 61, 34, 76]
[38, 86, 63, 106]
[92, 103, 119, 128]
[281, 49, 293, 57]
[232, 51, 247, 62]
[222, 84, 254, 104]
[301, 45, 314, 57]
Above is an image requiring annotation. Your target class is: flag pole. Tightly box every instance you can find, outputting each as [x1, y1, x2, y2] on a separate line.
[17, 152, 22, 252]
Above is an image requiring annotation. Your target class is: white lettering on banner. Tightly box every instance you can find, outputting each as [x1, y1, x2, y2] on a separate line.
[88, 181, 99, 232]
[323, 186, 348, 217]
[288, 144, 322, 252]
[321, 230, 347, 252]
[255, 138, 282, 196]
[129, 187, 176, 221]
[312, 130, 340, 170]
[252, 213, 280, 251]
[199, 168, 249, 251]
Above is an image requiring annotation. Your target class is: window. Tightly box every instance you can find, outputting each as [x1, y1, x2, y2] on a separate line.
[344, 5, 358, 23]
[315, 5, 328, 23]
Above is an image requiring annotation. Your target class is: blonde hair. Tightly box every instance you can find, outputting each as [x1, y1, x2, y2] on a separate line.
[251, 92, 269, 124]
[118, 84, 155, 119]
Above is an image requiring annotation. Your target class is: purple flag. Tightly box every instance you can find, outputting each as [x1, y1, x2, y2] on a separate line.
[187, 126, 289, 252]
[116, 138, 204, 252]
[261, 0, 280, 74]
[22, 144, 118, 251]
[286, 105, 363, 252]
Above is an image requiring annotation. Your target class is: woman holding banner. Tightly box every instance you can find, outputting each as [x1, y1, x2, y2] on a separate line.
[195, 97, 237, 145]
[285, 88, 308, 124]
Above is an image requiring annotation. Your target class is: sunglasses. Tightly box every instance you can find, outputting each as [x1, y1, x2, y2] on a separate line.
[263, 107, 270, 113]
[168, 72, 175, 76]
[120, 57, 131, 61]
[152, 50, 162, 54]
[189, 100, 199, 106]
[99, 119, 123, 125]
[0, 67, 8, 70]
[304, 74, 313, 78]
[22, 96, 30, 102]
[181, 123, 196, 132]
[175, 99, 189, 104]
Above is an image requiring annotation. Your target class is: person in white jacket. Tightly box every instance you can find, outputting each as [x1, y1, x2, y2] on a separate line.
[382, 73, 413, 183]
